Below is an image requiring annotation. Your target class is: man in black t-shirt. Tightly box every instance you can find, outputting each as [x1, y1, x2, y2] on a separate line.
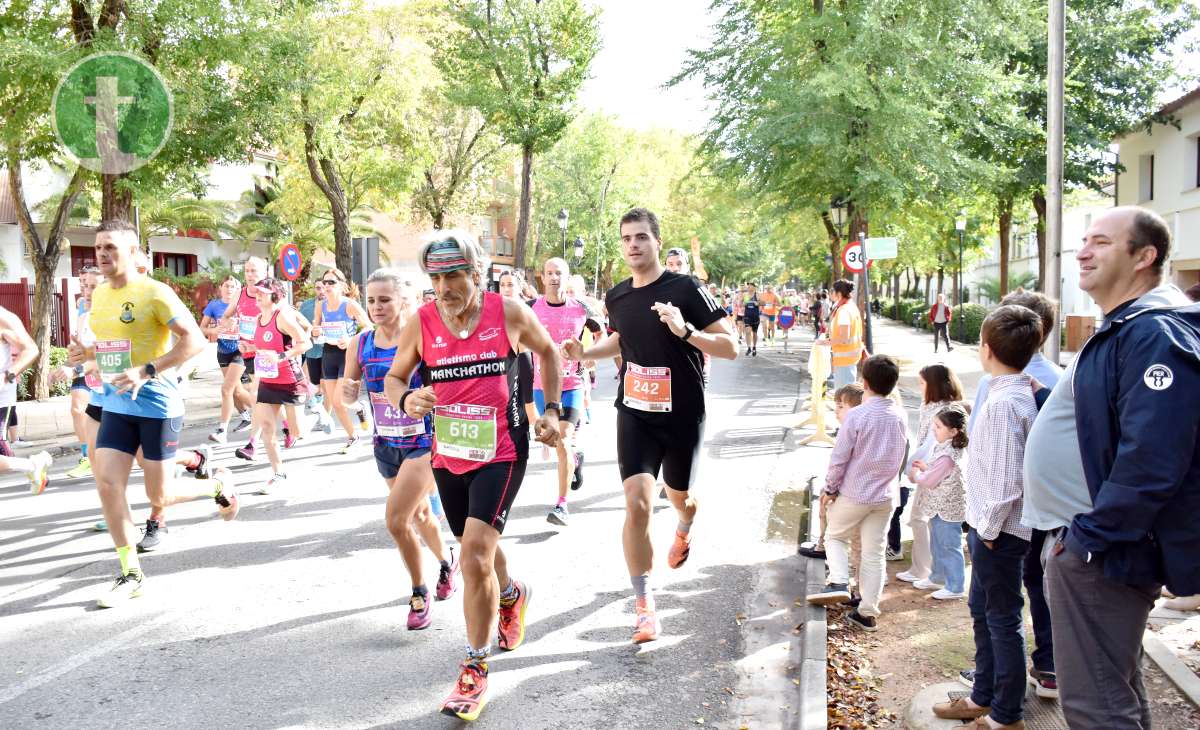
[741, 282, 761, 356]
[564, 207, 736, 645]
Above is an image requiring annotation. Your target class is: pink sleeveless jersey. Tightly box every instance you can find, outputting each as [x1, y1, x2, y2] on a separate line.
[253, 310, 299, 385]
[530, 296, 587, 391]
[236, 288, 260, 354]
[419, 292, 526, 474]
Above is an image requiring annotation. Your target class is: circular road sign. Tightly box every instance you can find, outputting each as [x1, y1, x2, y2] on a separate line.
[841, 241, 871, 273]
[279, 243, 303, 282]
[778, 306, 796, 330]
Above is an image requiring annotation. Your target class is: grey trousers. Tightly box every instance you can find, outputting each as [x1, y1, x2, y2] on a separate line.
[1045, 546, 1159, 729]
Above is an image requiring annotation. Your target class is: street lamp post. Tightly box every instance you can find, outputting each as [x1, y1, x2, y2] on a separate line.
[829, 197, 848, 285]
[955, 212, 967, 344]
[572, 236, 585, 266]
[557, 208, 569, 258]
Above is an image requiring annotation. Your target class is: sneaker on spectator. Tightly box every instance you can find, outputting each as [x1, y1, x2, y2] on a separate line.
[895, 570, 921, 583]
[957, 668, 975, 688]
[885, 547, 904, 562]
[1028, 668, 1059, 699]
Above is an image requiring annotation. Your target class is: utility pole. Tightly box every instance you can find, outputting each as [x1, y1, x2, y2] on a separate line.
[1046, 0, 1065, 364]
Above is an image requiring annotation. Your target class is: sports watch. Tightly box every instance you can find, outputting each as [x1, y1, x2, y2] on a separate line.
[141, 362, 158, 380]
[543, 401, 563, 416]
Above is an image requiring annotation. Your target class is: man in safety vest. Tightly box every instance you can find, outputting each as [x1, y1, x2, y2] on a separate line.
[818, 279, 864, 389]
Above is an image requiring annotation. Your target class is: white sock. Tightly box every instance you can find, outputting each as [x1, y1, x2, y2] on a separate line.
[6, 457, 34, 474]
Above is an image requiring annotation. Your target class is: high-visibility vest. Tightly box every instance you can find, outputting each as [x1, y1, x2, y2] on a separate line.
[830, 301, 863, 368]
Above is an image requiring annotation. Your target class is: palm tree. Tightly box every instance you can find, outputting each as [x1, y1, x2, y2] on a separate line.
[975, 271, 1038, 305]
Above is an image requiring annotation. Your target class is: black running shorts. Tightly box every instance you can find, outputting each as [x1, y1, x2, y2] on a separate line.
[96, 411, 182, 461]
[321, 347, 347, 380]
[433, 459, 528, 537]
[305, 356, 322, 386]
[616, 410, 705, 491]
[217, 348, 245, 368]
[257, 382, 305, 406]
[85, 403, 103, 423]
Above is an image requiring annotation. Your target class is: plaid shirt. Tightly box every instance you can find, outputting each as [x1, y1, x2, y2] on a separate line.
[965, 374, 1036, 541]
[824, 395, 909, 505]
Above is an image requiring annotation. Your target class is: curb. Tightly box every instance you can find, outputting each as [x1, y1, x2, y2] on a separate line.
[1143, 630, 1200, 709]
[795, 475, 828, 730]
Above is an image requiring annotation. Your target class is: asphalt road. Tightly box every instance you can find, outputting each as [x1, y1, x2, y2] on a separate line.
[0, 344, 822, 729]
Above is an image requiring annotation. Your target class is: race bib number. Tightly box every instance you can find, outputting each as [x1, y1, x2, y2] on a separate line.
[239, 315, 257, 341]
[95, 340, 132, 383]
[623, 363, 672, 412]
[218, 317, 240, 341]
[434, 404, 497, 462]
[371, 391, 426, 438]
[84, 368, 103, 391]
[254, 350, 279, 379]
[321, 322, 346, 344]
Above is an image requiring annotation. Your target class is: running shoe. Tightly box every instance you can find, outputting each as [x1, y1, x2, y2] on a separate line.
[440, 661, 490, 721]
[913, 578, 944, 591]
[234, 411, 253, 432]
[570, 452, 584, 491]
[667, 529, 692, 569]
[258, 473, 287, 495]
[234, 442, 256, 461]
[546, 503, 569, 526]
[1028, 668, 1059, 699]
[136, 518, 166, 553]
[96, 570, 144, 609]
[632, 597, 661, 644]
[212, 467, 239, 521]
[797, 542, 827, 560]
[283, 429, 297, 449]
[321, 418, 333, 435]
[885, 547, 905, 562]
[187, 445, 213, 479]
[407, 592, 432, 630]
[339, 436, 359, 455]
[752, 348, 757, 357]
[806, 582, 851, 606]
[895, 570, 920, 582]
[207, 428, 227, 444]
[66, 456, 92, 479]
[958, 669, 975, 688]
[28, 450, 52, 495]
[436, 548, 460, 600]
[496, 580, 531, 651]
[93, 520, 107, 532]
[846, 609, 878, 632]
[931, 588, 965, 600]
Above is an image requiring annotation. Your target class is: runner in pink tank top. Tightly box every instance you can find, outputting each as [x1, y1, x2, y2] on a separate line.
[382, 232, 565, 722]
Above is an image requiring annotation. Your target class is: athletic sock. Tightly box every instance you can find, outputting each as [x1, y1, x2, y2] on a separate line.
[116, 545, 141, 576]
[631, 574, 652, 602]
[556, 496, 567, 506]
[412, 584, 428, 597]
[81, 443, 88, 458]
[466, 645, 491, 662]
[6, 456, 34, 474]
[500, 579, 517, 600]
[677, 520, 693, 536]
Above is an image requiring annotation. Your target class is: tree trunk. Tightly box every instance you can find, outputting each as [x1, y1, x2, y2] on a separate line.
[1032, 190, 1047, 291]
[923, 273, 931, 303]
[513, 142, 534, 273]
[819, 211, 842, 282]
[28, 264, 56, 399]
[936, 266, 945, 297]
[303, 112, 353, 275]
[101, 172, 133, 222]
[892, 273, 900, 319]
[998, 196, 1013, 299]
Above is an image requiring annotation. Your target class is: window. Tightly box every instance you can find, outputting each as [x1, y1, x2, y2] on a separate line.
[152, 253, 197, 277]
[70, 246, 97, 275]
[1139, 154, 1155, 201]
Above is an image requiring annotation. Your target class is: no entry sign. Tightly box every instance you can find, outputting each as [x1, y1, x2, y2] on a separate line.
[778, 306, 796, 330]
[279, 243, 303, 282]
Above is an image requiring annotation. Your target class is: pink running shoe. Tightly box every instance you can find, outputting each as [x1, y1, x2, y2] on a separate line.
[496, 580, 531, 651]
[436, 547, 460, 601]
[632, 597, 661, 644]
[407, 592, 432, 630]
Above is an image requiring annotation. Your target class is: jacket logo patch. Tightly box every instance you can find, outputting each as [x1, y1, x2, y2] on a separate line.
[1143, 364, 1173, 391]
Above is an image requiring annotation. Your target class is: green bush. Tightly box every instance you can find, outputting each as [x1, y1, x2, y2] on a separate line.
[950, 303, 989, 345]
[18, 347, 71, 401]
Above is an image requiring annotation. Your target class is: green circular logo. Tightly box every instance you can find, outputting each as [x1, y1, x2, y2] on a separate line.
[52, 52, 173, 175]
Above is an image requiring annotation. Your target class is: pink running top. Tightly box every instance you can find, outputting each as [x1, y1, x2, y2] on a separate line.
[530, 296, 588, 391]
[236, 288, 260, 353]
[419, 292, 525, 474]
[252, 310, 299, 385]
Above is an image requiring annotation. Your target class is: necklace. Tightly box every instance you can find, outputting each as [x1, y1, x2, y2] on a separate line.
[442, 292, 483, 339]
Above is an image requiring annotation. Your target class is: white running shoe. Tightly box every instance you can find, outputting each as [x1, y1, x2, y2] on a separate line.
[259, 473, 287, 495]
[28, 450, 52, 495]
[931, 588, 965, 600]
[212, 467, 240, 520]
[208, 428, 227, 444]
[97, 571, 144, 609]
[913, 578, 944, 590]
[895, 570, 921, 583]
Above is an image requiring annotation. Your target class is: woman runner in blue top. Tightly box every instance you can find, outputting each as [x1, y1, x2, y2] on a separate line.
[312, 267, 372, 453]
[345, 268, 459, 630]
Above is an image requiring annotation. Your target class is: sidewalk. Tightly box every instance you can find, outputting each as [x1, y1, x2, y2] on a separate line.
[10, 342, 228, 454]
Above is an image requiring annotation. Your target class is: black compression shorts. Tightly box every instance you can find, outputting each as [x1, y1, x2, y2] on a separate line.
[306, 356, 322, 385]
[433, 459, 527, 537]
[616, 410, 705, 491]
[96, 411, 182, 461]
[321, 347, 347, 380]
[85, 403, 103, 423]
[217, 348, 245, 368]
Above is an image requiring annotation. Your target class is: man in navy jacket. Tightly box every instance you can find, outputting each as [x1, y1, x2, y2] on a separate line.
[1028, 206, 1199, 730]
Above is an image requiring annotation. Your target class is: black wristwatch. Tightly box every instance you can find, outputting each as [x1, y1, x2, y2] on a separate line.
[141, 362, 158, 380]
[682, 323, 697, 341]
[3, 371, 15, 384]
[543, 401, 563, 416]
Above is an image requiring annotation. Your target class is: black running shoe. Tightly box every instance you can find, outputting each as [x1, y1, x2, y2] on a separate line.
[570, 452, 584, 491]
[136, 518, 167, 553]
[847, 609, 877, 632]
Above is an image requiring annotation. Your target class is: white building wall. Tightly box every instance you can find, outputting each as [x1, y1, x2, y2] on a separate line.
[1115, 89, 1200, 290]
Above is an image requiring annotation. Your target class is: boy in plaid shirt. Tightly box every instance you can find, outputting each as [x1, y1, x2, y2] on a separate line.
[933, 305, 1043, 730]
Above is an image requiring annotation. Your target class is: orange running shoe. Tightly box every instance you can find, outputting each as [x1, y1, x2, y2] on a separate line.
[667, 530, 692, 569]
[440, 660, 490, 721]
[632, 597, 661, 644]
[497, 579, 531, 651]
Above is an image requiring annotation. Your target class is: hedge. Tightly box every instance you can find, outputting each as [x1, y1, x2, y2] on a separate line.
[17, 346, 71, 402]
[877, 298, 990, 345]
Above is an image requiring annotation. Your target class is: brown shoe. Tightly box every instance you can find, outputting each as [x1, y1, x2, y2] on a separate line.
[932, 697, 990, 720]
[963, 718, 1025, 730]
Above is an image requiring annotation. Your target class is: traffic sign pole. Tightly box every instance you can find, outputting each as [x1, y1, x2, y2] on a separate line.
[859, 232, 874, 355]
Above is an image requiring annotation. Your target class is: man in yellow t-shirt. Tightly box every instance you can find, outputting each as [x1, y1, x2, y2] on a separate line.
[69, 220, 239, 609]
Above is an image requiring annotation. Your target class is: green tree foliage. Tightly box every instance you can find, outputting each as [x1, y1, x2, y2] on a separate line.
[435, 0, 600, 272]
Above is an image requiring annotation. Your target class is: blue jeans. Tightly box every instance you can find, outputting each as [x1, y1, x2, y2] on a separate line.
[967, 528, 1030, 726]
[928, 516, 965, 593]
[833, 364, 856, 389]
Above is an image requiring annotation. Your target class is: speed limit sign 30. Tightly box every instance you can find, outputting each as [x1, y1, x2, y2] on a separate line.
[842, 241, 871, 273]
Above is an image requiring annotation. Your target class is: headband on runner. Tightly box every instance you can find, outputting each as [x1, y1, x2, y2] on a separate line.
[424, 239, 471, 274]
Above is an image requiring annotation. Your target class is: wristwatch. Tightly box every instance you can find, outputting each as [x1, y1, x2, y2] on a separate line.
[682, 323, 697, 341]
[141, 362, 158, 380]
[3, 370, 15, 384]
[543, 401, 563, 416]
